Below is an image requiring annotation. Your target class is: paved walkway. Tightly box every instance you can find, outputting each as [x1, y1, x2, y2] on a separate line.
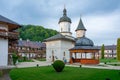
[15, 60, 120, 70]
[67, 64, 120, 70]
[0, 73, 11, 80]
[16, 59, 52, 68]
[0, 67, 13, 80]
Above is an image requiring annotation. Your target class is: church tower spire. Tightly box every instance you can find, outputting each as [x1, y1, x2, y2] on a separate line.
[58, 6, 72, 36]
[63, 6, 67, 16]
[76, 17, 86, 38]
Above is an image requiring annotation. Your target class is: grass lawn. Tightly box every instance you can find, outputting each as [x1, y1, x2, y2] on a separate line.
[18, 59, 34, 62]
[0, 70, 2, 77]
[10, 66, 120, 80]
[100, 58, 118, 63]
[108, 64, 120, 66]
[37, 58, 46, 61]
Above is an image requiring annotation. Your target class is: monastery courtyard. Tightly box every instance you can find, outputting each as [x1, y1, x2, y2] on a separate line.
[1, 60, 120, 80]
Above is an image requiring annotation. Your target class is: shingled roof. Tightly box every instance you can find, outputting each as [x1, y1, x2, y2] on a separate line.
[70, 46, 99, 50]
[75, 18, 86, 31]
[0, 15, 20, 25]
[97, 45, 116, 50]
[18, 40, 46, 48]
[44, 33, 75, 42]
[0, 15, 21, 31]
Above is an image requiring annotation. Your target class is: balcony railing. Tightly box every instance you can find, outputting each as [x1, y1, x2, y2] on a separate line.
[8, 32, 19, 39]
[8, 47, 18, 53]
[0, 30, 19, 39]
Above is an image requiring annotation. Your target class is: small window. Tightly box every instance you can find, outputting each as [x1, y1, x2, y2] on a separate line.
[68, 27, 70, 32]
[61, 28, 63, 32]
[63, 52, 65, 56]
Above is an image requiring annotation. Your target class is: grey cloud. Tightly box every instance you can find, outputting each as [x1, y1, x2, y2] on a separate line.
[0, 0, 120, 45]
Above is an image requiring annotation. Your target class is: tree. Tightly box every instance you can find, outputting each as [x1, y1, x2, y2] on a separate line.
[101, 44, 105, 59]
[18, 25, 58, 41]
[117, 38, 120, 61]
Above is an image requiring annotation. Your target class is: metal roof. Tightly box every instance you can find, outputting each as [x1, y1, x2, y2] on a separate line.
[0, 15, 20, 26]
[70, 46, 99, 50]
[58, 8, 71, 23]
[76, 18, 86, 31]
[97, 45, 116, 50]
[75, 36, 94, 46]
[18, 40, 46, 48]
[44, 33, 75, 42]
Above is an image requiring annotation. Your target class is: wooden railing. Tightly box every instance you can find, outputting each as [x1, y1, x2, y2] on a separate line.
[18, 49, 43, 53]
[0, 31, 18, 39]
[70, 58, 99, 64]
[8, 32, 18, 39]
[8, 48, 18, 53]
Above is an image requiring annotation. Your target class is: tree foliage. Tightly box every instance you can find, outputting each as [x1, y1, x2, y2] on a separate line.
[101, 44, 105, 59]
[117, 38, 120, 61]
[18, 25, 58, 41]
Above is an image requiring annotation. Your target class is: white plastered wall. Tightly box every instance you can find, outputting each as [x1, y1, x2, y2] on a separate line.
[76, 30, 86, 38]
[0, 38, 8, 66]
[45, 40, 75, 62]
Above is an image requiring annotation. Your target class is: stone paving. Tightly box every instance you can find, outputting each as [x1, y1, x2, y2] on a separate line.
[67, 64, 120, 70]
[16, 61, 51, 68]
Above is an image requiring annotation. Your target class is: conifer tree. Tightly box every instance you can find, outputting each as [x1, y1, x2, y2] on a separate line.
[117, 38, 120, 61]
[101, 44, 105, 59]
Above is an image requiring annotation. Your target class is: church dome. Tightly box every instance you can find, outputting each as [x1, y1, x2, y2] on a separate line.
[75, 36, 94, 46]
[58, 8, 71, 23]
[59, 16, 71, 23]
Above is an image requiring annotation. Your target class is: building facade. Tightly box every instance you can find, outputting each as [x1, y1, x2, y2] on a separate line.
[45, 7, 100, 63]
[45, 8, 75, 62]
[0, 15, 21, 66]
[18, 39, 46, 59]
[98, 45, 116, 58]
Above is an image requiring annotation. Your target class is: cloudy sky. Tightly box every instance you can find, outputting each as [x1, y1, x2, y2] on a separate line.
[0, 0, 120, 45]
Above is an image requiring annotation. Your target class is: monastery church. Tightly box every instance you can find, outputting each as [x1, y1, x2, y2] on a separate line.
[44, 7, 98, 63]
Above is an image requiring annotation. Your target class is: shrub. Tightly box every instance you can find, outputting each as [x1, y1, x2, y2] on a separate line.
[0, 70, 2, 77]
[12, 53, 18, 65]
[104, 62, 107, 64]
[52, 60, 65, 72]
[23, 56, 27, 61]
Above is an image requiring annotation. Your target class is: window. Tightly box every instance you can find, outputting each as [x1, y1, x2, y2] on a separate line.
[63, 52, 65, 56]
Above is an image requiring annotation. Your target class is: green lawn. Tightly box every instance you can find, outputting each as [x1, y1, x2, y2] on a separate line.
[0, 70, 2, 77]
[37, 58, 46, 61]
[10, 66, 120, 80]
[100, 58, 118, 63]
[18, 59, 34, 62]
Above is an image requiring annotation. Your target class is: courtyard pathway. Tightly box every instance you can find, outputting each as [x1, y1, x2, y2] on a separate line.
[16, 59, 51, 68]
[15, 60, 120, 70]
[0, 73, 11, 80]
[67, 63, 120, 70]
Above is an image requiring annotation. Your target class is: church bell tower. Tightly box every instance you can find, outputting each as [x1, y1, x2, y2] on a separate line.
[58, 7, 72, 36]
[75, 18, 86, 38]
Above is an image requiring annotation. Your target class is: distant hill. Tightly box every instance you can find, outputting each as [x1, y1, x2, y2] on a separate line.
[18, 25, 58, 41]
